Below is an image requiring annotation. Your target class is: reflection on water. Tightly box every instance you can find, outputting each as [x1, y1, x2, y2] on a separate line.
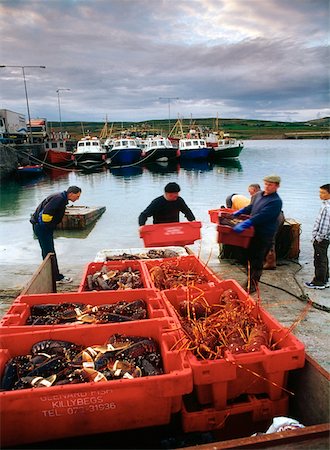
[44, 167, 73, 181]
[144, 161, 180, 175]
[213, 159, 243, 172]
[110, 166, 143, 178]
[179, 159, 214, 172]
[14, 172, 48, 187]
[54, 222, 98, 239]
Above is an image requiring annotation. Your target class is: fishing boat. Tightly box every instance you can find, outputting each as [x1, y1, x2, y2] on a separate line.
[44, 138, 76, 166]
[208, 132, 244, 159]
[105, 137, 142, 167]
[178, 137, 210, 160]
[16, 164, 44, 177]
[168, 119, 210, 160]
[73, 136, 109, 170]
[141, 136, 178, 163]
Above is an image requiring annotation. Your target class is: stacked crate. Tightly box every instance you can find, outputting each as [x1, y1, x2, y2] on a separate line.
[0, 248, 306, 445]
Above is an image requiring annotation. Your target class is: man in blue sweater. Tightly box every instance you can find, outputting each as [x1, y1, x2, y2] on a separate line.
[138, 182, 195, 226]
[232, 175, 282, 293]
[30, 186, 81, 283]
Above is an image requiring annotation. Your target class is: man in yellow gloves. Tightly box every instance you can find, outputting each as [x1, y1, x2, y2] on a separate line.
[30, 186, 81, 283]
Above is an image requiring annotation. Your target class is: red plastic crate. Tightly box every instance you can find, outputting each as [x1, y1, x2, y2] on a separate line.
[0, 290, 169, 334]
[78, 260, 152, 292]
[161, 280, 305, 409]
[0, 319, 192, 447]
[142, 255, 222, 291]
[139, 221, 202, 247]
[208, 208, 234, 224]
[217, 212, 254, 248]
[182, 393, 289, 433]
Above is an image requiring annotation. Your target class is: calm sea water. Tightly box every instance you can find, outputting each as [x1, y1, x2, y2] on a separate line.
[0, 139, 329, 282]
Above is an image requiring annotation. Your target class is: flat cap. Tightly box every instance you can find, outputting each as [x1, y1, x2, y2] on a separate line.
[264, 174, 281, 184]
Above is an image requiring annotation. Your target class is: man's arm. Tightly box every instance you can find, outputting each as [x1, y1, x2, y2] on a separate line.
[180, 198, 196, 221]
[138, 199, 158, 226]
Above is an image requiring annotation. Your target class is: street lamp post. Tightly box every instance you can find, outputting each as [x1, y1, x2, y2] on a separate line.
[56, 88, 70, 137]
[159, 97, 179, 133]
[0, 65, 46, 143]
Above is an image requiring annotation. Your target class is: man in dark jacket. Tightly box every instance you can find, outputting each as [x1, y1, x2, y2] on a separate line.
[232, 175, 282, 293]
[138, 182, 195, 226]
[30, 186, 81, 283]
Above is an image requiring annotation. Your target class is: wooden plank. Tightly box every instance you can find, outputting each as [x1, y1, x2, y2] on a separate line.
[183, 424, 329, 449]
[20, 253, 57, 295]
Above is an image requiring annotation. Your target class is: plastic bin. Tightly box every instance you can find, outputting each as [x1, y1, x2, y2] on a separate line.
[94, 247, 189, 262]
[0, 290, 169, 334]
[162, 280, 305, 409]
[208, 208, 234, 224]
[182, 393, 289, 433]
[217, 212, 254, 248]
[78, 260, 152, 292]
[139, 221, 202, 247]
[142, 255, 222, 291]
[0, 319, 193, 447]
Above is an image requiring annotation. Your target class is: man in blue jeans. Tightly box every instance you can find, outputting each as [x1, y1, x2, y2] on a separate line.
[232, 175, 282, 293]
[30, 186, 81, 284]
[304, 184, 330, 290]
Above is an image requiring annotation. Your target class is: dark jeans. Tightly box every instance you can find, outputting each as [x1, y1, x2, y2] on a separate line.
[313, 239, 329, 285]
[247, 235, 273, 284]
[33, 223, 62, 280]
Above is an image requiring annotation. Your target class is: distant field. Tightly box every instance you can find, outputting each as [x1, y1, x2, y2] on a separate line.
[50, 117, 330, 140]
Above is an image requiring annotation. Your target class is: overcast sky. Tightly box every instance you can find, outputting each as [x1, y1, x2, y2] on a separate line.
[0, 0, 329, 123]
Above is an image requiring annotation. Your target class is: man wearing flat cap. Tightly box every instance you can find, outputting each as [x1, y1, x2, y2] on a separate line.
[232, 175, 282, 293]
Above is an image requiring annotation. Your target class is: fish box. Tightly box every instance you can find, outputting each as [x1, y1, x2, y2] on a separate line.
[0, 319, 193, 447]
[139, 221, 202, 247]
[217, 212, 254, 248]
[181, 393, 289, 433]
[142, 255, 222, 291]
[162, 280, 305, 409]
[78, 260, 152, 292]
[208, 208, 234, 224]
[0, 290, 170, 334]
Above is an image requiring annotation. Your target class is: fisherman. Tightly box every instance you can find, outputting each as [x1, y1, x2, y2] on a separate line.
[138, 182, 195, 226]
[304, 183, 330, 289]
[225, 183, 261, 210]
[30, 186, 82, 284]
[232, 175, 282, 293]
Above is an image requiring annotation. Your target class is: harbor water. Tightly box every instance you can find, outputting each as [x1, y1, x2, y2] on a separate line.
[0, 139, 329, 289]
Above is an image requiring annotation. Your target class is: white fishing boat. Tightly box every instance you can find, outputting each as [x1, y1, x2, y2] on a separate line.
[207, 132, 244, 159]
[73, 136, 108, 170]
[142, 135, 178, 163]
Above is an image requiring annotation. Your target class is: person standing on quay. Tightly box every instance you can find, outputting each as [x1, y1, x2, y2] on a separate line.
[305, 184, 330, 290]
[138, 182, 195, 226]
[232, 175, 282, 293]
[30, 186, 82, 284]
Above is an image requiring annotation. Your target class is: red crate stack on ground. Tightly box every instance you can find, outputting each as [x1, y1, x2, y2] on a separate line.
[159, 279, 305, 430]
[78, 260, 152, 292]
[0, 290, 171, 334]
[0, 319, 193, 447]
[142, 255, 222, 292]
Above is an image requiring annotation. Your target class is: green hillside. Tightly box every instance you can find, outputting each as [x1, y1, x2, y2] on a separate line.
[50, 117, 330, 140]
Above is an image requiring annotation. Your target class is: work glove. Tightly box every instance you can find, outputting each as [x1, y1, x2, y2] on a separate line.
[233, 219, 253, 233]
[232, 208, 246, 217]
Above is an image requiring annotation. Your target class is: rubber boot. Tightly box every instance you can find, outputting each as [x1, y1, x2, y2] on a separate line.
[263, 248, 276, 270]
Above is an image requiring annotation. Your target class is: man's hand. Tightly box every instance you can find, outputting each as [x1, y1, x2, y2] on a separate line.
[233, 219, 253, 233]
